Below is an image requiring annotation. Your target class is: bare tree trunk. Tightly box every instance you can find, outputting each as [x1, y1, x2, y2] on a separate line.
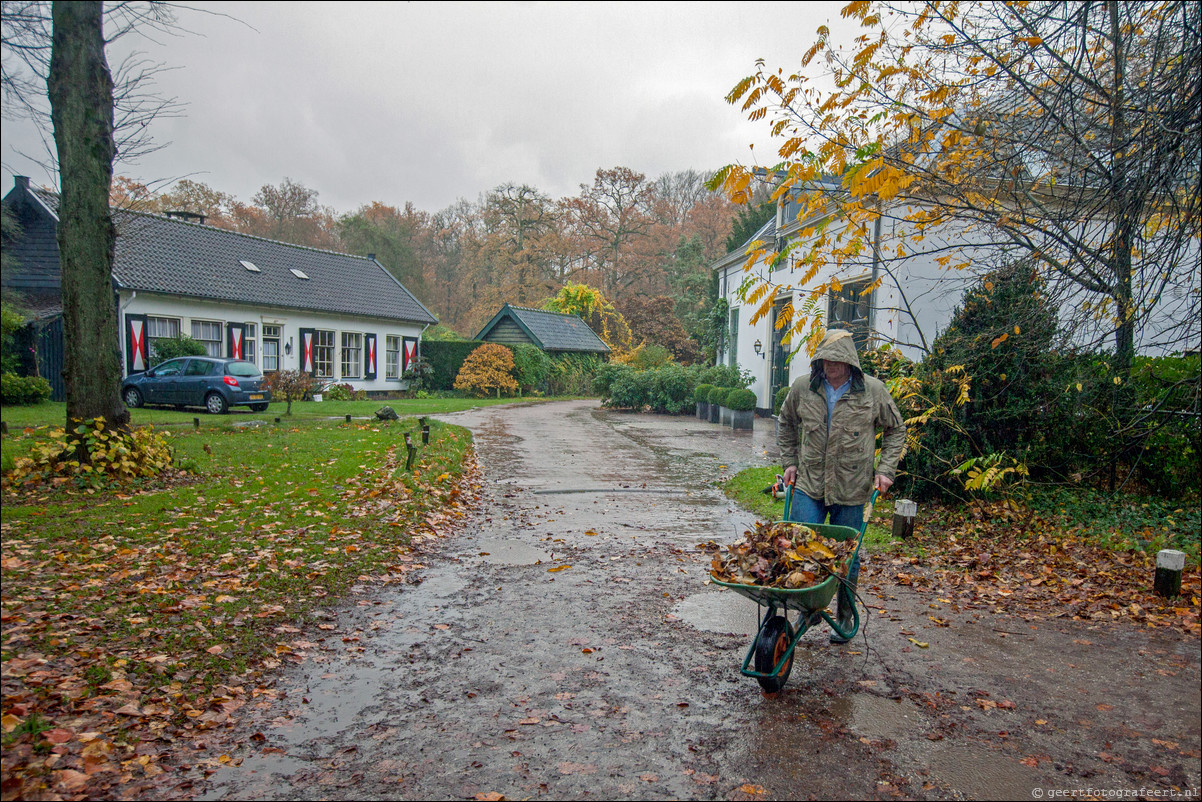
[49, 0, 128, 433]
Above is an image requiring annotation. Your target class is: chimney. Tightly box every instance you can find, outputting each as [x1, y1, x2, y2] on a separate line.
[15, 175, 30, 191]
[367, 253, 376, 261]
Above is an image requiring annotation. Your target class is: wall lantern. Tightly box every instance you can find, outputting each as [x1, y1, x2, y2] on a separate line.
[285, 337, 294, 355]
[753, 339, 764, 357]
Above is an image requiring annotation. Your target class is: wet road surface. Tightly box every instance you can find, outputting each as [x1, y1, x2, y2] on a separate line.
[191, 401, 1201, 801]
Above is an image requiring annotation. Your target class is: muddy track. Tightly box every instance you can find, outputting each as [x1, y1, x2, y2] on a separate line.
[182, 401, 1200, 801]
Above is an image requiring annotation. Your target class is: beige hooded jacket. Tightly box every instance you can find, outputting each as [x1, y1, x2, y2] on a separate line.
[777, 330, 907, 506]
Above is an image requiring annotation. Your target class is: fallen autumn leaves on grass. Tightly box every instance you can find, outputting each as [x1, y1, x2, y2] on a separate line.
[0, 420, 481, 801]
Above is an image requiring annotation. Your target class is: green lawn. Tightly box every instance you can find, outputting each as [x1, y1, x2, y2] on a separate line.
[1, 414, 478, 779]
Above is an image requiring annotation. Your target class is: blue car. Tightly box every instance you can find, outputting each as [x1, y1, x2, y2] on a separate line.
[122, 357, 272, 414]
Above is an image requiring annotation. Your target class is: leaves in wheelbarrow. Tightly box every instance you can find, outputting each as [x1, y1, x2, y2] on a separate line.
[710, 521, 854, 588]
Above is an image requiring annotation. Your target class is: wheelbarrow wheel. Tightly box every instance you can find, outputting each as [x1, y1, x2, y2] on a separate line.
[754, 615, 794, 693]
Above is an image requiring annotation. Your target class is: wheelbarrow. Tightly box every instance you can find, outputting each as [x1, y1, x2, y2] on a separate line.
[709, 486, 878, 693]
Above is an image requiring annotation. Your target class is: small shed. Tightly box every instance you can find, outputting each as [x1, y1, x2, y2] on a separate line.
[475, 304, 610, 356]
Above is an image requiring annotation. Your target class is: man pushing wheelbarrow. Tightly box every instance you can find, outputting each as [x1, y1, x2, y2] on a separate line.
[777, 329, 908, 642]
[710, 330, 907, 692]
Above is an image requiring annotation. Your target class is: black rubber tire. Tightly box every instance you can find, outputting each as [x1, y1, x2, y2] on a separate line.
[754, 615, 795, 693]
[250, 403, 269, 412]
[123, 386, 143, 408]
[205, 392, 229, 415]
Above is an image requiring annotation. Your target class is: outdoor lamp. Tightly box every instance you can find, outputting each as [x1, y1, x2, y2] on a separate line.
[754, 339, 763, 357]
[285, 337, 293, 355]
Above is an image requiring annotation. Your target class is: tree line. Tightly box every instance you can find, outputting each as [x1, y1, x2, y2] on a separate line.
[111, 167, 769, 362]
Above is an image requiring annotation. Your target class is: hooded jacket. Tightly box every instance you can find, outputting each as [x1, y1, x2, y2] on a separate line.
[777, 330, 907, 506]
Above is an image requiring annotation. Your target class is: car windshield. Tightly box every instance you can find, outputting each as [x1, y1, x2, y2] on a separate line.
[225, 361, 262, 378]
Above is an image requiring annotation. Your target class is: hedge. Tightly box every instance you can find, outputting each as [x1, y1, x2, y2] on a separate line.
[1, 372, 52, 405]
[726, 388, 758, 412]
[421, 340, 488, 391]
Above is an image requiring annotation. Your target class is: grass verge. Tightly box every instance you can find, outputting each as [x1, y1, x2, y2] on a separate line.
[1, 415, 478, 798]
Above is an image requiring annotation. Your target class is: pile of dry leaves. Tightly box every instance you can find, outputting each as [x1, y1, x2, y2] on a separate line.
[708, 521, 855, 588]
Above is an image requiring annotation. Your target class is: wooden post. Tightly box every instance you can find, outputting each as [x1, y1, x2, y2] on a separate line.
[193, 417, 200, 429]
[1, 421, 7, 435]
[274, 417, 281, 424]
[1154, 549, 1185, 598]
[422, 424, 430, 445]
[345, 414, 351, 423]
[892, 499, 917, 539]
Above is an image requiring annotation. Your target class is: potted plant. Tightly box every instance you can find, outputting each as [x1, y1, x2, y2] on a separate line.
[726, 388, 758, 431]
[695, 383, 715, 420]
[706, 386, 728, 424]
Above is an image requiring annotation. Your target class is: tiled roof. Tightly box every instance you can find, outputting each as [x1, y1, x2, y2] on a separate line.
[3, 181, 437, 326]
[111, 212, 436, 324]
[476, 304, 610, 353]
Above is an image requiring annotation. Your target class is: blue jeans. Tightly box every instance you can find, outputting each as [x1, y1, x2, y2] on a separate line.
[786, 491, 863, 589]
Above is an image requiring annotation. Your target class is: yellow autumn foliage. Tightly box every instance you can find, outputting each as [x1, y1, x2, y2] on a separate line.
[453, 343, 519, 398]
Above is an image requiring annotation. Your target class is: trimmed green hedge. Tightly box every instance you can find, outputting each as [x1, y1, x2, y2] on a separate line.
[774, 385, 790, 416]
[726, 388, 757, 412]
[707, 386, 732, 406]
[422, 340, 487, 391]
[695, 383, 715, 404]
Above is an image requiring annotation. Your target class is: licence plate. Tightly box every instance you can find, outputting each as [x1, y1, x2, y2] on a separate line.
[248, 394, 263, 400]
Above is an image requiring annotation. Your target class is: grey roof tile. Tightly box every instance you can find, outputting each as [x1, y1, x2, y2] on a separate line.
[477, 304, 610, 353]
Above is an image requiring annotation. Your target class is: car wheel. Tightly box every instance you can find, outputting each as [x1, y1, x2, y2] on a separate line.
[250, 403, 269, 412]
[123, 386, 143, 408]
[205, 392, 229, 415]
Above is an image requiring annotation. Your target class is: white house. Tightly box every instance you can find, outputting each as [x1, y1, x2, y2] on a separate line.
[712, 182, 1199, 413]
[2, 176, 437, 399]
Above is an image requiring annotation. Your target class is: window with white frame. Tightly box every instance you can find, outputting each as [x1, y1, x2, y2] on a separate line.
[313, 329, 335, 379]
[385, 335, 400, 379]
[341, 332, 362, 379]
[243, 322, 257, 364]
[262, 325, 281, 372]
[191, 320, 223, 357]
[146, 316, 180, 361]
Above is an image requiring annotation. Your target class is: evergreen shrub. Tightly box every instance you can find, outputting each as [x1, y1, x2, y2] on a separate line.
[1, 372, 52, 405]
[726, 388, 757, 412]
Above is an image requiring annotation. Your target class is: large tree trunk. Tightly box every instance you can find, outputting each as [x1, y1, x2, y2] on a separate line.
[49, 0, 128, 432]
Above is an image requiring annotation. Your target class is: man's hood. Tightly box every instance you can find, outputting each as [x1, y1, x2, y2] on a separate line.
[809, 329, 864, 392]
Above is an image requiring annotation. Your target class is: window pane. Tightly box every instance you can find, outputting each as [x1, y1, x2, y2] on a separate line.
[341, 332, 362, 379]
[386, 335, 400, 379]
[262, 340, 279, 372]
[313, 330, 334, 378]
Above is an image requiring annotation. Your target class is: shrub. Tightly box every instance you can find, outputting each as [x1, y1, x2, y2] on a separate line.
[1, 302, 24, 375]
[323, 382, 365, 402]
[510, 344, 552, 394]
[1, 372, 52, 405]
[592, 362, 632, 397]
[623, 344, 673, 371]
[454, 343, 519, 397]
[696, 364, 752, 390]
[150, 334, 207, 366]
[401, 355, 435, 393]
[695, 383, 715, 404]
[648, 362, 694, 414]
[3, 417, 174, 491]
[266, 370, 316, 415]
[726, 388, 758, 412]
[707, 386, 732, 407]
[606, 370, 651, 410]
[773, 385, 790, 416]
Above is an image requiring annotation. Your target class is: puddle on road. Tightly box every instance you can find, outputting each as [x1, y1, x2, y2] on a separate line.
[466, 539, 551, 566]
[926, 743, 1047, 800]
[830, 693, 918, 741]
[674, 590, 760, 636]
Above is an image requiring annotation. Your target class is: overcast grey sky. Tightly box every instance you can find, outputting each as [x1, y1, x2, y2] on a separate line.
[2, 1, 855, 214]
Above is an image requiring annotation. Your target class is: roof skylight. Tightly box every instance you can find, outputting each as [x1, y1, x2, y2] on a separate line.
[289, 268, 309, 280]
[240, 260, 260, 272]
